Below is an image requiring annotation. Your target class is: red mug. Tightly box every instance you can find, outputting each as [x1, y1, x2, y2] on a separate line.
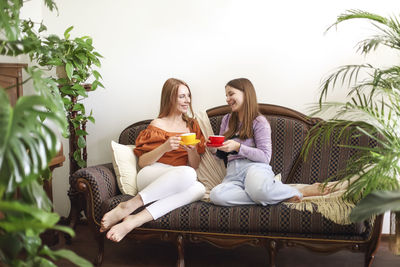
[209, 135, 225, 144]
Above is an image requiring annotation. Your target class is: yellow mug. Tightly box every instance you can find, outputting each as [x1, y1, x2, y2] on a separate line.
[180, 133, 196, 144]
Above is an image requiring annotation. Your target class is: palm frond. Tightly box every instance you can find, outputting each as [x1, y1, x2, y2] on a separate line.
[306, 84, 400, 201]
[326, 9, 388, 33]
[319, 64, 374, 104]
[355, 22, 400, 54]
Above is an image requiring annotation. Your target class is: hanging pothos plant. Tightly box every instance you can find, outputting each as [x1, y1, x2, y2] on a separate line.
[24, 23, 104, 169]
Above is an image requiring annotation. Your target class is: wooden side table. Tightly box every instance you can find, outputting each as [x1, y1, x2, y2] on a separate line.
[45, 144, 66, 202]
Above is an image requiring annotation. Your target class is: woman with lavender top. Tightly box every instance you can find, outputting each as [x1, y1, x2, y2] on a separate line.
[209, 78, 329, 206]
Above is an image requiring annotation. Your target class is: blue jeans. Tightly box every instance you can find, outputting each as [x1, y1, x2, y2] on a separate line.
[210, 159, 301, 206]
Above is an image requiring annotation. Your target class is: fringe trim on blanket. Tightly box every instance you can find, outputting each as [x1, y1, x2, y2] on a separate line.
[282, 195, 355, 225]
[282, 177, 359, 225]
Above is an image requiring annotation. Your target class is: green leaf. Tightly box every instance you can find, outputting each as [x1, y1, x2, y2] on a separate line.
[75, 53, 88, 65]
[19, 180, 52, 211]
[350, 190, 400, 222]
[0, 233, 23, 260]
[31, 256, 57, 267]
[64, 26, 74, 40]
[72, 103, 84, 112]
[73, 150, 81, 162]
[21, 235, 41, 257]
[0, 93, 65, 195]
[43, 0, 58, 12]
[50, 225, 75, 237]
[87, 116, 95, 123]
[77, 159, 87, 168]
[40, 246, 93, 267]
[46, 58, 63, 66]
[38, 22, 47, 33]
[60, 86, 76, 96]
[85, 38, 93, 46]
[75, 129, 89, 136]
[0, 201, 60, 230]
[93, 51, 103, 58]
[91, 80, 99, 90]
[62, 97, 72, 105]
[71, 84, 88, 97]
[92, 70, 102, 80]
[0, 90, 12, 169]
[77, 136, 86, 149]
[65, 63, 73, 80]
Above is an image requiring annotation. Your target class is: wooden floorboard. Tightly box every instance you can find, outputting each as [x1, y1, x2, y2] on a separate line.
[54, 224, 400, 267]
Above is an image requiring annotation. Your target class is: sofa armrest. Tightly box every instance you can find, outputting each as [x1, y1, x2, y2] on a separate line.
[70, 163, 120, 225]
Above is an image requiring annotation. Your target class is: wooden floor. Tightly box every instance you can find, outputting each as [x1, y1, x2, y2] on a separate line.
[54, 223, 400, 267]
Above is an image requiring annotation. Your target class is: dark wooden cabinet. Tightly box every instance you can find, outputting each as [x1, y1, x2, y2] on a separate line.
[0, 63, 27, 106]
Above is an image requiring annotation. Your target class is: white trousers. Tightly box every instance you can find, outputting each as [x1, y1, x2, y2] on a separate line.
[137, 162, 205, 220]
[210, 159, 302, 206]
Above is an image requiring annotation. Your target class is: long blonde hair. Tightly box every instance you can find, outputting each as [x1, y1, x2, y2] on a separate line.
[158, 78, 194, 129]
[224, 78, 259, 139]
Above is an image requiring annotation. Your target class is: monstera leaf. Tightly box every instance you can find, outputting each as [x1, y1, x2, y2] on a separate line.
[0, 90, 65, 199]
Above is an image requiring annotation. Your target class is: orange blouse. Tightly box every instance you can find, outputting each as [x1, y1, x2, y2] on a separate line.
[134, 119, 206, 166]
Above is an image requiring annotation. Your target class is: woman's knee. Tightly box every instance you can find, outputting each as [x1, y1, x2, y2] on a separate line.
[210, 185, 230, 206]
[168, 166, 197, 191]
[176, 166, 197, 181]
[191, 182, 206, 200]
[245, 165, 274, 204]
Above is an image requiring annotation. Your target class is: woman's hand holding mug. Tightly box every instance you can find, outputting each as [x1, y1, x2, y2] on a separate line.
[163, 136, 181, 152]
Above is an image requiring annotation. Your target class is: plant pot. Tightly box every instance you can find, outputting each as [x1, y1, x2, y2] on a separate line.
[56, 65, 68, 79]
[389, 211, 400, 255]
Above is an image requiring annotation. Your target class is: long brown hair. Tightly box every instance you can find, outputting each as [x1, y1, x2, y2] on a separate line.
[158, 78, 194, 128]
[224, 78, 259, 139]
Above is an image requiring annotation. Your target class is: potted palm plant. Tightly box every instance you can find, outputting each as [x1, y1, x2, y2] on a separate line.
[304, 9, 400, 254]
[0, 1, 92, 266]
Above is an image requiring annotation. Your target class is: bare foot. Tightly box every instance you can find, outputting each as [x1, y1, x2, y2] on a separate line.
[300, 183, 331, 197]
[100, 198, 142, 232]
[106, 215, 139, 242]
[106, 210, 153, 242]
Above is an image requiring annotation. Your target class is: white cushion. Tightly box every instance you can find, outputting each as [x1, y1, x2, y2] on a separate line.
[111, 141, 138, 196]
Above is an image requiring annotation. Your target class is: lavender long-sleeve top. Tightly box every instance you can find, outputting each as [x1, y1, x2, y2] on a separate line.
[219, 114, 272, 164]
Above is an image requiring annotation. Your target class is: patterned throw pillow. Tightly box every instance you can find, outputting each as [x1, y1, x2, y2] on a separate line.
[111, 141, 138, 196]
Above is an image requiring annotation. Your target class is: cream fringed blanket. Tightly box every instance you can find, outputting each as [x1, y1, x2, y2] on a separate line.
[282, 178, 357, 225]
[194, 111, 355, 225]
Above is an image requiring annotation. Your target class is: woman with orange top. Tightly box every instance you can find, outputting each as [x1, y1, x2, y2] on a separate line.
[100, 78, 206, 242]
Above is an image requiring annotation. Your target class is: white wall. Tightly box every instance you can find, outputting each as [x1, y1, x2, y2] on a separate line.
[5, 0, 399, 232]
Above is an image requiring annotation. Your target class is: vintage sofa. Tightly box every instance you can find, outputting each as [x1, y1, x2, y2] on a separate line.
[69, 104, 383, 267]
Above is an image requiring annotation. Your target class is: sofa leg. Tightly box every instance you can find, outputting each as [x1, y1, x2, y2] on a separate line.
[93, 233, 105, 266]
[267, 240, 277, 267]
[65, 194, 83, 244]
[176, 234, 185, 267]
[364, 253, 375, 267]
